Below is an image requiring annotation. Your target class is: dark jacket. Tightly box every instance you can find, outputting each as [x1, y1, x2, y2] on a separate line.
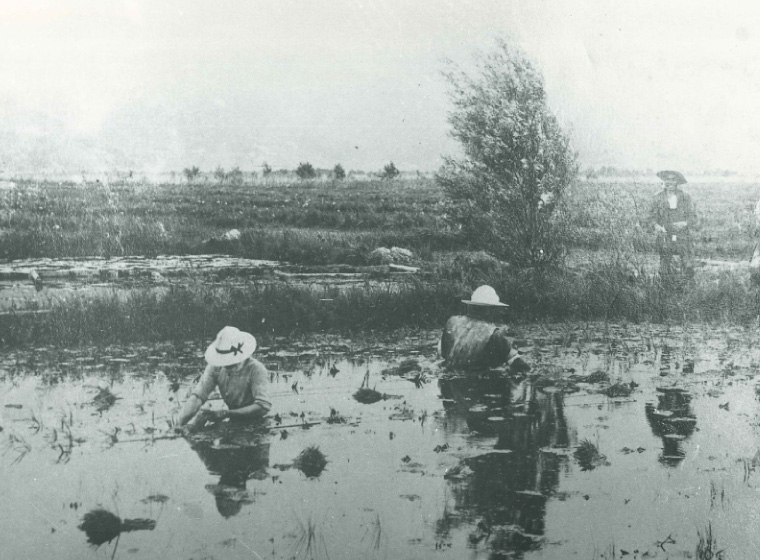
[440, 316, 528, 372]
[649, 188, 697, 234]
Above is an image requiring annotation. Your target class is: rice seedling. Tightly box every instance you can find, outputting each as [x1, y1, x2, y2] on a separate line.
[91, 387, 120, 412]
[292, 514, 331, 560]
[696, 522, 725, 560]
[293, 445, 328, 478]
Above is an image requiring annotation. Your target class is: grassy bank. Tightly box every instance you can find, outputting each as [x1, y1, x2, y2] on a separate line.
[3, 262, 758, 348]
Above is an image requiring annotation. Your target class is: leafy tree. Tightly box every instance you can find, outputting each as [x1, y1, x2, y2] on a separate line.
[296, 162, 316, 180]
[437, 40, 577, 268]
[183, 166, 200, 183]
[381, 161, 400, 180]
[214, 166, 226, 184]
[262, 162, 272, 176]
[333, 164, 346, 180]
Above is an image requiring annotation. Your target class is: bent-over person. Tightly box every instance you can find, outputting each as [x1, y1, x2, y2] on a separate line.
[178, 326, 271, 430]
[439, 285, 530, 373]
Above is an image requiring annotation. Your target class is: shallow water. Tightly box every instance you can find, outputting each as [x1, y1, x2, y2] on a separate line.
[2, 324, 760, 559]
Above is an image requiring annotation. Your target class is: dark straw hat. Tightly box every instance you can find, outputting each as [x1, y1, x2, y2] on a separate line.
[656, 170, 687, 185]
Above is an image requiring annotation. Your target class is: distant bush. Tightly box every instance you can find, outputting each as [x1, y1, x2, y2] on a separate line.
[296, 162, 317, 180]
[381, 162, 400, 180]
[262, 162, 272, 176]
[183, 166, 200, 183]
[333, 164, 346, 180]
[214, 166, 226, 184]
[227, 167, 244, 186]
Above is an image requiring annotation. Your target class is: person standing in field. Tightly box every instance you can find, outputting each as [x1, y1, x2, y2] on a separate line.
[439, 285, 530, 373]
[178, 326, 271, 430]
[649, 170, 697, 281]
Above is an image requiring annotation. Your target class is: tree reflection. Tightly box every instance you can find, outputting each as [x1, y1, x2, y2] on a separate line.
[437, 374, 570, 556]
[189, 424, 271, 519]
[645, 387, 696, 467]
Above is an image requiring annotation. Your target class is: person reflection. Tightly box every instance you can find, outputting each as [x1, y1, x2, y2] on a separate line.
[437, 374, 569, 553]
[645, 387, 696, 467]
[189, 429, 271, 518]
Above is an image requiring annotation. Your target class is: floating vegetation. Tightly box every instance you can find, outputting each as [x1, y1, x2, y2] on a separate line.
[602, 382, 635, 398]
[326, 408, 347, 424]
[91, 387, 119, 412]
[294, 445, 328, 478]
[574, 439, 609, 471]
[381, 358, 421, 376]
[353, 371, 399, 404]
[78, 508, 156, 547]
[140, 494, 170, 505]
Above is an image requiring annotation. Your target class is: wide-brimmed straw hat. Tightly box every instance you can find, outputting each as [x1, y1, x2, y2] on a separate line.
[205, 326, 257, 367]
[461, 285, 508, 307]
[657, 170, 687, 185]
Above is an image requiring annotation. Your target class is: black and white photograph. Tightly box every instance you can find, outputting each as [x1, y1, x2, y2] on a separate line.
[2, 1, 760, 558]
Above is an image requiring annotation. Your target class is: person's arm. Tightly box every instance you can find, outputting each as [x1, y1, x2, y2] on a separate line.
[178, 365, 217, 426]
[216, 401, 271, 420]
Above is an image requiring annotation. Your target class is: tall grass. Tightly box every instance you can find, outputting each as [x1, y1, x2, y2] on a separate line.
[3, 263, 759, 348]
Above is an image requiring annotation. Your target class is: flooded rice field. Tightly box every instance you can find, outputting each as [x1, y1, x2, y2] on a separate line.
[2, 323, 760, 559]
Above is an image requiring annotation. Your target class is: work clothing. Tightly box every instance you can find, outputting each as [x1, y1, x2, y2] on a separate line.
[440, 315, 529, 372]
[191, 357, 271, 411]
[649, 188, 697, 280]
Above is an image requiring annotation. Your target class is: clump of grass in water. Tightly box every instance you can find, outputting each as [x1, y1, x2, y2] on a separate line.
[78, 508, 156, 547]
[696, 522, 725, 560]
[574, 439, 609, 471]
[92, 387, 119, 412]
[353, 371, 387, 404]
[294, 445, 328, 478]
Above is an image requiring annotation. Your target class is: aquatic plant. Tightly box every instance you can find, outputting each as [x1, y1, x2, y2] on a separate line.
[292, 515, 330, 560]
[78, 508, 156, 547]
[696, 522, 725, 560]
[574, 439, 609, 471]
[91, 387, 119, 412]
[294, 445, 328, 478]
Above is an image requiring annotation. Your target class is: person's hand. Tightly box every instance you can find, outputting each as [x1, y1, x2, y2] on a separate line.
[209, 409, 229, 421]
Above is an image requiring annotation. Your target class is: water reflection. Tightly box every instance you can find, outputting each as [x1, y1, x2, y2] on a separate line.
[438, 375, 570, 555]
[645, 387, 697, 466]
[189, 426, 271, 518]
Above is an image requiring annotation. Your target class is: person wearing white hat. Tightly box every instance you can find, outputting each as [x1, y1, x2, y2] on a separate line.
[178, 326, 271, 428]
[439, 285, 530, 373]
[649, 170, 697, 281]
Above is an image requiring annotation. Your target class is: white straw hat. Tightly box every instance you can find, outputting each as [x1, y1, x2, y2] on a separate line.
[461, 285, 508, 307]
[205, 326, 257, 367]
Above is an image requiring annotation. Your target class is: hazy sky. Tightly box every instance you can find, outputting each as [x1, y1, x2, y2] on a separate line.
[1, 1, 759, 174]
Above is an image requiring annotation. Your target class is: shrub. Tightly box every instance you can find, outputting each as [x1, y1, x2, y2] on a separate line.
[213, 166, 226, 184]
[333, 164, 346, 180]
[437, 39, 578, 269]
[183, 166, 200, 183]
[262, 162, 272, 176]
[296, 162, 317, 180]
[381, 162, 400, 180]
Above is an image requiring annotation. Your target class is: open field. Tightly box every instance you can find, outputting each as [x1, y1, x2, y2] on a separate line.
[1, 177, 760, 347]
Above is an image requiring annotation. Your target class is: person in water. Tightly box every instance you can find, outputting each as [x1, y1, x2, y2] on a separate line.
[178, 326, 271, 429]
[439, 285, 530, 373]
